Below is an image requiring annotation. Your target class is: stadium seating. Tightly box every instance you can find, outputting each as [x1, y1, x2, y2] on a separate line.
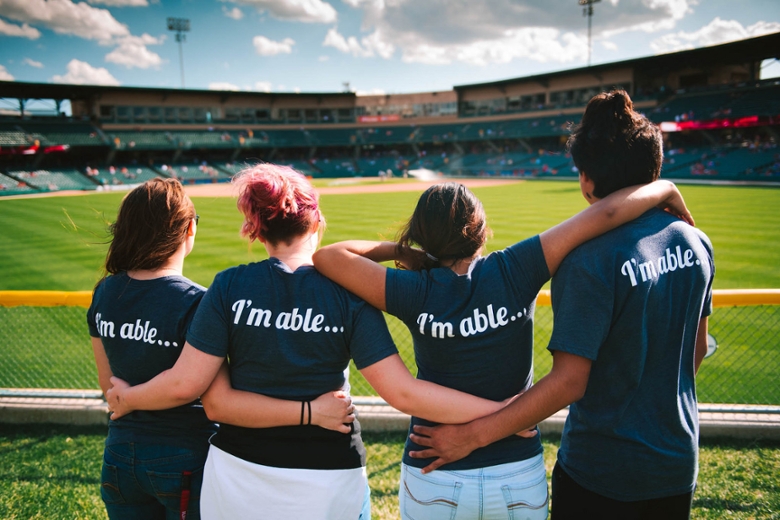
[0, 172, 38, 195]
[8, 169, 98, 191]
[88, 165, 160, 186]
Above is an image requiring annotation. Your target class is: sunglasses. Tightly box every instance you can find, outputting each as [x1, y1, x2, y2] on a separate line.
[195, 214, 200, 225]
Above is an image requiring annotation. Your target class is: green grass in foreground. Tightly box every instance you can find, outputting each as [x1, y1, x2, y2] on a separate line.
[0, 425, 777, 519]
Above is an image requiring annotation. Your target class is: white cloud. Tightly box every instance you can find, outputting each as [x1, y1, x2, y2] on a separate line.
[253, 35, 295, 56]
[254, 81, 273, 92]
[51, 59, 120, 86]
[223, 0, 337, 23]
[0, 18, 41, 39]
[318, 55, 330, 61]
[0, 65, 14, 81]
[23, 57, 44, 68]
[87, 0, 149, 6]
[650, 18, 780, 53]
[601, 40, 618, 51]
[223, 6, 244, 19]
[323, 27, 394, 58]
[105, 34, 164, 69]
[401, 27, 587, 66]
[0, 0, 164, 70]
[0, 0, 130, 42]
[209, 82, 241, 91]
[340, 0, 700, 66]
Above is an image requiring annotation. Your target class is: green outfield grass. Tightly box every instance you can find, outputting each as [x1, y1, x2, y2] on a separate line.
[1, 425, 778, 520]
[0, 180, 779, 404]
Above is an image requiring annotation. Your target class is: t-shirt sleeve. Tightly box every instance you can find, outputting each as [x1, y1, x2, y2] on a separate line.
[86, 282, 102, 338]
[348, 301, 398, 370]
[186, 273, 230, 358]
[547, 253, 613, 361]
[700, 233, 715, 319]
[500, 235, 551, 300]
[385, 268, 427, 323]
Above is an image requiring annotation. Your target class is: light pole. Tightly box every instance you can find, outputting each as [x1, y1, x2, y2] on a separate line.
[166, 17, 190, 88]
[579, 0, 600, 67]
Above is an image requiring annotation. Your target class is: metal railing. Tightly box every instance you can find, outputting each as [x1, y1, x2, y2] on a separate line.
[1, 290, 778, 406]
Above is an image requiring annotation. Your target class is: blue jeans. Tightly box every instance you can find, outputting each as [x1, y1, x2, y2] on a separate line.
[101, 442, 209, 520]
[400, 455, 548, 520]
[360, 482, 372, 519]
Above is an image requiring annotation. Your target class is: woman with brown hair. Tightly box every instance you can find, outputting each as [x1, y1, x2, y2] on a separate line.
[89, 178, 352, 520]
[312, 178, 693, 519]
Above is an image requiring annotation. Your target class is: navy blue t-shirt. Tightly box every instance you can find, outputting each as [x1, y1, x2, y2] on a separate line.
[87, 273, 216, 449]
[548, 208, 714, 501]
[187, 258, 398, 470]
[387, 236, 549, 471]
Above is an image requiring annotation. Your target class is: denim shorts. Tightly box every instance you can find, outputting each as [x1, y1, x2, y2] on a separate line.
[400, 455, 548, 520]
[101, 442, 209, 520]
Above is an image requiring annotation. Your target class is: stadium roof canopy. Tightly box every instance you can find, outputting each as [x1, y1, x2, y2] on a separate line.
[0, 81, 355, 103]
[453, 32, 780, 91]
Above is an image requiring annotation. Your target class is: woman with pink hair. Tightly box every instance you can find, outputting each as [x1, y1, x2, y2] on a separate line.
[107, 163, 520, 519]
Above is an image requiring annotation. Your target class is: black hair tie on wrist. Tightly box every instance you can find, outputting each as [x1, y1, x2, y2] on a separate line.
[300, 401, 305, 426]
[307, 401, 312, 426]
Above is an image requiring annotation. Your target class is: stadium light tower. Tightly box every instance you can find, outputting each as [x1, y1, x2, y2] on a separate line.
[166, 17, 190, 88]
[579, 0, 601, 67]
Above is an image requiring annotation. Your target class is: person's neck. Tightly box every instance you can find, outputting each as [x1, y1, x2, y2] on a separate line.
[265, 233, 316, 271]
[443, 255, 479, 276]
[127, 245, 186, 280]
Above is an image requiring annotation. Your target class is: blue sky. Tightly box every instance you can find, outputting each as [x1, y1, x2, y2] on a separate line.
[0, 0, 778, 96]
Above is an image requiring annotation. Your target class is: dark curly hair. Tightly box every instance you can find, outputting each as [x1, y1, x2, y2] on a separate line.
[567, 89, 663, 198]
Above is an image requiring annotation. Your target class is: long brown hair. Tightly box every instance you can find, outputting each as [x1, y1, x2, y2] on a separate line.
[396, 182, 489, 270]
[104, 178, 195, 274]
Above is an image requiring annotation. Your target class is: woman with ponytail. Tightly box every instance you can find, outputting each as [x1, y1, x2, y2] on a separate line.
[313, 108, 695, 518]
[107, 164, 525, 519]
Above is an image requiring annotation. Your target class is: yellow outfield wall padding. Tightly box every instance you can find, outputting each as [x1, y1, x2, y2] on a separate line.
[711, 289, 780, 307]
[0, 289, 778, 309]
[0, 291, 92, 308]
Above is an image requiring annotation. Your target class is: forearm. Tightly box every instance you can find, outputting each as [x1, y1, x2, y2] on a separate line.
[90, 338, 112, 398]
[203, 390, 302, 427]
[315, 240, 395, 266]
[469, 369, 583, 448]
[589, 180, 679, 229]
[392, 379, 504, 424]
[362, 355, 503, 424]
[123, 368, 202, 411]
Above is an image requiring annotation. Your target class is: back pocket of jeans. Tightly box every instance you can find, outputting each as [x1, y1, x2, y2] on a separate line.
[501, 474, 548, 520]
[100, 463, 125, 505]
[401, 470, 462, 520]
[147, 467, 204, 517]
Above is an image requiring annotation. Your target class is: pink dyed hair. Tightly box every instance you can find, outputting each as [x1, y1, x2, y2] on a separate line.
[233, 163, 323, 245]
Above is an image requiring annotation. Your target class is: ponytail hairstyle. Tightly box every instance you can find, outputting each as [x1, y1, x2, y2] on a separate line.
[396, 182, 490, 270]
[233, 163, 323, 246]
[104, 178, 195, 274]
[567, 89, 663, 198]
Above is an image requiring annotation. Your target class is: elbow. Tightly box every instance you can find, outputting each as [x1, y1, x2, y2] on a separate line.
[170, 382, 202, 405]
[379, 390, 415, 416]
[201, 400, 223, 422]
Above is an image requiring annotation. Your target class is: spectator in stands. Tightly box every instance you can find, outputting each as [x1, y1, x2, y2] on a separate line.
[402, 90, 713, 520]
[313, 176, 691, 519]
[105, 164, 516, 519]
[89, 178, 353, 520]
